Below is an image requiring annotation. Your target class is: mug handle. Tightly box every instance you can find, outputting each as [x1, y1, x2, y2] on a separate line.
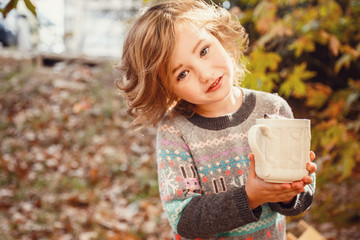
[248, 124, 271, 177]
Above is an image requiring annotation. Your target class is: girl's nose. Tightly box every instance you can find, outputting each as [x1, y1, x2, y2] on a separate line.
[198, 65, 213, 83]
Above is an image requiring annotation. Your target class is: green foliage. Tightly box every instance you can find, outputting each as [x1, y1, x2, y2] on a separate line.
[0, 0, 36, 18]
[236, 0, 360, 225]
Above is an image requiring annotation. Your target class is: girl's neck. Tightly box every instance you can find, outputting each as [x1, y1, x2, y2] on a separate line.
[194, 87, 243, 118]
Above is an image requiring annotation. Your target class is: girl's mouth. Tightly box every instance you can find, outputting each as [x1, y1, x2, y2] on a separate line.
[207, 75, 223, 92]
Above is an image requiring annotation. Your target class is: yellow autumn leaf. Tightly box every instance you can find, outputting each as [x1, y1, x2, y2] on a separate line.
[288, 37, 316, 57]
[279, 63, 316, 98]
[242, 71, 279, 92]
[250, 48, 282, 73]
[306, 83, 332, 108]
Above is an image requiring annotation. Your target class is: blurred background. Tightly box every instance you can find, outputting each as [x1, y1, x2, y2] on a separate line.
[0, 0, 359, 239]
[0, 0, 141, 56]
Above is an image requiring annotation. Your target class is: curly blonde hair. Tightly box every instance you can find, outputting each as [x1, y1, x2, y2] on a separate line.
[116, 0, 248, 128]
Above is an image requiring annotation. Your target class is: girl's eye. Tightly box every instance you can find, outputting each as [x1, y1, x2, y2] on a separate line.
[200, 46, 209, 57]
[177, 71, 188, 81]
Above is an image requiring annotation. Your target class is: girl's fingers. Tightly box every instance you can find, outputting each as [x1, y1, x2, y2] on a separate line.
[306, 162, 317, 174]
[291, 181, 304, 189]
[271, 188, 302, 202]
[303, 175, 313, 184]
[310, 151, 316, 162]
[248, 153, 257, 178]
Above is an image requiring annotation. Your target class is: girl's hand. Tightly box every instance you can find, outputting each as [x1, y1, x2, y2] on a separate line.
[245, 153, 305, 210]
[302, 151, 317, 186]
[282, 151, 317, 205]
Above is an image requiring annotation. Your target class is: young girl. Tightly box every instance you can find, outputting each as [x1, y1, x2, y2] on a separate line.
[117, 0, 317, 239]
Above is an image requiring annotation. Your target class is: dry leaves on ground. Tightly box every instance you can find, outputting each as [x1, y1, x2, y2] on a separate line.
[0, 54, 172, 240]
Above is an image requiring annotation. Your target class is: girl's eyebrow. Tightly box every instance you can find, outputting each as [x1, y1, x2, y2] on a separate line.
[192, 39, 204, 54]
[172, 64, 183, 75]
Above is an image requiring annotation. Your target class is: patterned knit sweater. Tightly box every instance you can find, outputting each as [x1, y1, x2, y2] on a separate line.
[156, 88, 315, 240]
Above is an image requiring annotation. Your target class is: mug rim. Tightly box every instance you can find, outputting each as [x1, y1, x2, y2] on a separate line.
[255, 118, 310, 127]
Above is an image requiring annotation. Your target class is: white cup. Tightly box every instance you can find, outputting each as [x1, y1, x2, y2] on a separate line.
[248, 118, 311, 183]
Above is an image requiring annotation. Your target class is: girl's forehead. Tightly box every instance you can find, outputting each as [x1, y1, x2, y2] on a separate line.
[174, 21, 211, 49]
[175, 20, 203, 35]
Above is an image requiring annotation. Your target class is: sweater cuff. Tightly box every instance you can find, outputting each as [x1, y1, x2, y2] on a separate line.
[234, 186, 262, 221]
[279, 197, 297, 208]
[269, 195, 300, 215]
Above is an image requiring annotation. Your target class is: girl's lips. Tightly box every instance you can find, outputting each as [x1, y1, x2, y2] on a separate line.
[207, 75, 223, 92]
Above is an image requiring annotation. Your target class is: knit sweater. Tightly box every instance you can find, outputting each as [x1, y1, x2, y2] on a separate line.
[156, 88, 315, 240]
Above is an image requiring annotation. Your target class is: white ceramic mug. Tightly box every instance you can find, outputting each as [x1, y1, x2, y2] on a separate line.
[248, 118, 311, 183]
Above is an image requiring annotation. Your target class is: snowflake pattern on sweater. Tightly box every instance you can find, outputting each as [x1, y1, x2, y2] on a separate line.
[156, 88, 315, 240]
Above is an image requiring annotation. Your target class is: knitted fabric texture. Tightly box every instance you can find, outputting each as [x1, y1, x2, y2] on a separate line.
[156, 88, 315, 240]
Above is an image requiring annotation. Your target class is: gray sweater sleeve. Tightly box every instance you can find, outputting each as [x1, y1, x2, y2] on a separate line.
[177, 186, 262, 239]
[268, 191, 313, 216]
[269, 174, 316, 216]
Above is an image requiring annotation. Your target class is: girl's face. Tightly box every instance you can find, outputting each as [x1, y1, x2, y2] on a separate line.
[171, 21, 236, 116]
